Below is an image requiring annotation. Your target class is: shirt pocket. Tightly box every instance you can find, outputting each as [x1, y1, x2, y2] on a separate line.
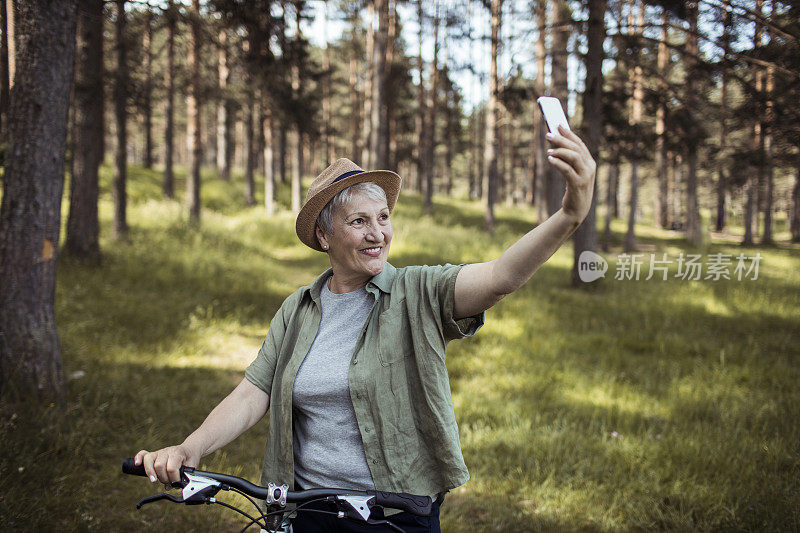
[377, 301, 413, 366]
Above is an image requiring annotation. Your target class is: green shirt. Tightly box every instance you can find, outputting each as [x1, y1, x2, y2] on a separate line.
[244, 262, 484, 496]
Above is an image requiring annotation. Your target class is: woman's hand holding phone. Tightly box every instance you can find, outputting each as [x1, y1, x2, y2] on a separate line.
[537, 97, 596, 224]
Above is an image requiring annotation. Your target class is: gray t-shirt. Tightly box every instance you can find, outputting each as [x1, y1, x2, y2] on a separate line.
[292, 276, 376, 490]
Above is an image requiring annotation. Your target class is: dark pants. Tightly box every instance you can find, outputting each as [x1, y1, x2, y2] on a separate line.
[289, 497, 442, 533]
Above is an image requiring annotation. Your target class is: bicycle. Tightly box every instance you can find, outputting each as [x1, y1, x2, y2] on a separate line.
[122, 458, 434, 533]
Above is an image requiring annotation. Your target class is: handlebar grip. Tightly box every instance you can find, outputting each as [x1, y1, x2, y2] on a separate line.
[369, 491, 433, 516]
[122, 458, 147, 477]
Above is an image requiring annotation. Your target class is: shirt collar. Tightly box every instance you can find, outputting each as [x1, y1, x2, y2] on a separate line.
[305, 262, 396, 303]
[367, 262, 396, 294]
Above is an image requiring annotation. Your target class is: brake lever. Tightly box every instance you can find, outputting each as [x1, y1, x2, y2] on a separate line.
[336, 495, 374, 521]
[136, 492, 184, 509]
[182, 472, 222, 504]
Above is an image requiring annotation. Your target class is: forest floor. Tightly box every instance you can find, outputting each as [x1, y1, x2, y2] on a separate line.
[1, 165, 798, 531]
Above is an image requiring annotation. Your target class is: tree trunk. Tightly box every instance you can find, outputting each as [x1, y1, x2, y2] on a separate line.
[0, 0, 77, 401]
[244, 94, 256, 206]
[527, 0, 545, 208]
[791, 150, 800, 243]
[113, 0, 128, 237]
[624, 0, 643, 253]
[602, 162, 618, 251]
[278, 122, 287, 184]
[685, 151, 701, 244]
[142, 11, 153, 169]
[497, 105, 505, 203]
[715, 0, 730, 232]
[484, 0, 502, 233]
[0, 0, 10, 140]
[743, 171, 756, 244]
[466, 2, 477, 199]
[715, 87, 728, 232]
[290, 4, 303, 213]
[672, 152, 683, 227]
[243, 24, 258, 204]
[414, 0, 425, 192]
[505, 113, 515, 206]
[349, 53, 360, 161]
[361, 1, 374, 167]
[468, 113, 476, 198]
[572, 0, 605, 285]
[262, 92, 275, 216]
[217, 28, 233, 181]
[533, 0, 547, 222]
[655, 9, 669, 229]
[743, 0, 763, 246]
[207, 95, 218, 169]
[5, 0, 14, 95]
[445, 109, 453, 196]
[186, 0, 202, 225]
[444, 46, 453, 196]
[762, 62, 774, 244]
[270, 118, 279, 181]
[684, 1, 703, 247]
[423, 0, 439, 215]
[612, 162, 619, 218]
[388, 105, 397, 171]
[371, 0, 389, 169]
[382, 0, 396, 168]
[163, 0, 175, 198]
[67, 0, 103, 262]
[475, 108, 484, 199]
[547, 0, 569, 217]
[527, 98, 535, 203]
[292, 128, 302, 213]
[624, 161, 639, 252]
[255, 100, 264, 175]
[321, 2, 333, 165]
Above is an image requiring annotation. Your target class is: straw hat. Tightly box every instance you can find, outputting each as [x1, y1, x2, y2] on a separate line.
[295, 158, 402, 251]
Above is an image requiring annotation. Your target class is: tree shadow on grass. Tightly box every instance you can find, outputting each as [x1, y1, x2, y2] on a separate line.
[458, 387, 797, 531]
[1, 360, 265, 531]
[57, 237, 291, 356]
[547, 277, 799, 367]
[441, 491, 600, 532]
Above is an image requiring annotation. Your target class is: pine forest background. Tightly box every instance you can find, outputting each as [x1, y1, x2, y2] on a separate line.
[1, 0, 799, 530]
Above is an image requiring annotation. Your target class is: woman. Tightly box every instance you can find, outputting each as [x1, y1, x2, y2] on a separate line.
[133, 126, 595, 531]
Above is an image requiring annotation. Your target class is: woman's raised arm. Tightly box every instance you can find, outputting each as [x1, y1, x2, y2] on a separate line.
[454, 126, 596, 319]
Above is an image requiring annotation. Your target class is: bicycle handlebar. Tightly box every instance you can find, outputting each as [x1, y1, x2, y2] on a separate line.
[122, 458, 433, 516]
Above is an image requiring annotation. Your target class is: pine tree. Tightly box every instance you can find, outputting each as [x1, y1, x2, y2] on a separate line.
[0, 0, 78, 401]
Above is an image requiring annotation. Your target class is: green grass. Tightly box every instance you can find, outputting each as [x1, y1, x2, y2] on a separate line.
[1, 164, 799, 531]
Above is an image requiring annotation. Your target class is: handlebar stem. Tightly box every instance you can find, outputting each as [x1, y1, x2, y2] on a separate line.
[266, 482, 289, 507]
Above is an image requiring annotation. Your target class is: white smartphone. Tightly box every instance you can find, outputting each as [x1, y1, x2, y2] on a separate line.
[537, 96, 570, 134]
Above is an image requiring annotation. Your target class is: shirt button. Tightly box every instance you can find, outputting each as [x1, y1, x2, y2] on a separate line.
[353, 359, 358, 365]
[372, 459, 378, 465]
[356, 393, 362, 399]
[364, 426, 370, 432]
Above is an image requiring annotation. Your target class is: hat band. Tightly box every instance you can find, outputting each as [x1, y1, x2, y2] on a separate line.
[332, 169, 364, 183]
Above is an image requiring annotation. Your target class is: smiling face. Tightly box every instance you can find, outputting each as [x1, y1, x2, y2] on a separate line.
[315, 192, 393, 293]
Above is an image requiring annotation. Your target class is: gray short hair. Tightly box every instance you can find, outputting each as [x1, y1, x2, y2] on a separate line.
[316, 182, 388, 236]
